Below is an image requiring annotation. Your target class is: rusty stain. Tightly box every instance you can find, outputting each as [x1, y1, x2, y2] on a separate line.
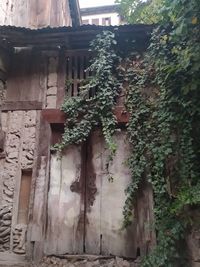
[70, 180, 81, 194]
[86, 137, 97, 212]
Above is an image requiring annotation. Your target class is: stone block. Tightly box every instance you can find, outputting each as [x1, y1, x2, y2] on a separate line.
[46, 95, 57, 109]
[48, 73, 57, 87]
[47, 87, 57, 96]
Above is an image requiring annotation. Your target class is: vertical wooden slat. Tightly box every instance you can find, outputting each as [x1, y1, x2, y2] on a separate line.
[64, 50, 92, 99]
[73, 56, 78, 96]
[77, 56, 81, 95]
[17, 170, 32, 225]
[45, 145, 83, 255]
[84, 132, 101, 254]
[26, 114, 51, 262]
[50, 0, 59, 27]
[56, 50, 66, 108]
[68, 56, 73, 97]
[85, 130, 137, 258]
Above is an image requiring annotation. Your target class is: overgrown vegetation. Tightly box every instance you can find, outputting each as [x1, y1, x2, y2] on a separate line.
[56, 0, 200, 265]
[118, 0, 200, 266]
[54, 31, 121, 156]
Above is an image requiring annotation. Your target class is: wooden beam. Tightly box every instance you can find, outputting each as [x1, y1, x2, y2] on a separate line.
[42, 107, 129, 124]
[1, 101, 43, 111]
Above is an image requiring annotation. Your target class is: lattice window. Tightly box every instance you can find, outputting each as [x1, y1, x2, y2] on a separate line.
[65, 50, 93, 98]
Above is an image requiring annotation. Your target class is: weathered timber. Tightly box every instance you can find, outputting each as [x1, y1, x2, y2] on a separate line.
[42, 107, 130, 125]
[27, 112, 51, 262]
[56, 50, 66, 108]
[0, 0, 74, 28]
[0, 25, 153, 51]
[1, 101, 43, 111]
[45, 145, 83, 255]
[84, 130, 136, 257]
[6, 51, 47, 105]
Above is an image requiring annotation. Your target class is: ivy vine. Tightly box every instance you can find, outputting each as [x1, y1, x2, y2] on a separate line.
[123, 0, 200, 265]
[55, 31, 121, 156]
[55, 9, 200, 265]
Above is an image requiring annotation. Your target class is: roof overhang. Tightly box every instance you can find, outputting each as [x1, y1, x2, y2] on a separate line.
[0, 24, 154, 51]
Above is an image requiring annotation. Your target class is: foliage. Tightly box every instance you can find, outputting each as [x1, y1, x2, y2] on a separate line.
[120, 0, 200, 266]
[55, 31, 121, 156]
[56, 1, 200, 265]
[115, 0, 163, 24]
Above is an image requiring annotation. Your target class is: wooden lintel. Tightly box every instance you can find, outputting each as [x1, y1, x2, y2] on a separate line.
[1, 101, 43, 111]
[42, 107, 129, 124]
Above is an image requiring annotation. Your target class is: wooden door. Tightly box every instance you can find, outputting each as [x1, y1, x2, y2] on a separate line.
[45, 145, 84, 255]
[45, 130, 154, 257]
[84, 130, 135, 257]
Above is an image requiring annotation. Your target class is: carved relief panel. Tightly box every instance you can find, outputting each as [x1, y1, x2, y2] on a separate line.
[0, 110, 37, 254]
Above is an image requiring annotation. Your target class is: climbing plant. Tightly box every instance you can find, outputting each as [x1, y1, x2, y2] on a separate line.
[119, 0, 200, 266]
[55, 31, 121, 156]
[56, 1, 200, 264]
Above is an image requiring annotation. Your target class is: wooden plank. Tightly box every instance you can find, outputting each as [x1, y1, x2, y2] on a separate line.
[50, 0, 59, 27]
[42, 109, 66, 124]
[31, 52, 48, 108]
[0, 252, 26, 265]
[45, 145, 83, 255]
[100, 131, 136, 257]
[56, 51, 66, 108]
[84, 132, 102, 254]
[73, 55, 78, 96]
[85, 130, 136, 257]
[6, 51, 31, 101]
[1, 101, 43, 111]
[26, 113, 51, 261]
[6, 51, 47, 104]
[41, 107, 129, 124]
[134, 182, 156, 256]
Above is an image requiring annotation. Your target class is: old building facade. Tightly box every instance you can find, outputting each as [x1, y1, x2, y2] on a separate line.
[0, 21, 156, 265]
[0, 1, 199, 267]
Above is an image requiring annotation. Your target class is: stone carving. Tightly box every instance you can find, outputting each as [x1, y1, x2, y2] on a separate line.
[12, 224, 27, 254]
[0, 205, 12, 252]
[21, 111, 36, 170]
[0, 111, 37, 253]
